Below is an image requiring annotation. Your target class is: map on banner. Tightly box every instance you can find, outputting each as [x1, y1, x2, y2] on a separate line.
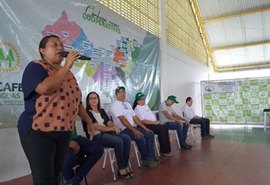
[0, 0, 160, 128]
[42, 11, 141, 91]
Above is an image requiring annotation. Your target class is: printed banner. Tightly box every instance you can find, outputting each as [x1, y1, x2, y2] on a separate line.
[201, 78, 270, 124]
[0, 0, 160, 128]
[202, 81, 238, 93]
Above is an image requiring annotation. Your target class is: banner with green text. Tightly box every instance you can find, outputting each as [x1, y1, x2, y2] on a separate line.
[0, 0, 160, 128]
[201, 78, 270, 124]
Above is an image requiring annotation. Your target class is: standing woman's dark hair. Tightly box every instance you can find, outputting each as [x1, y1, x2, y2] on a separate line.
[38, 35, 60, 59]
[86, 91, 102, 112]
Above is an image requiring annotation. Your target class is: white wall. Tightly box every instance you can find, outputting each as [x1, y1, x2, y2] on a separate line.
[161, 45, 210, 116]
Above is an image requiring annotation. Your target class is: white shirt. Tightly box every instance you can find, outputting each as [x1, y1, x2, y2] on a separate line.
[158, 102, 175, 125]
[182, 104, 196, 120]
[110, 99, 136, 130]
[134, 104, 157, 122]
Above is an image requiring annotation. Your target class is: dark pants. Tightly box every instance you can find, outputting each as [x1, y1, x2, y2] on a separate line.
[145, 124, 171, 154]
[62, 136, 103, 185]
[93, 133, 131, 169]
[163, 122, 189, 147]
[190, 118, 210, 137]
[122, 126, 156, 160]
[19, 129, 70, 185]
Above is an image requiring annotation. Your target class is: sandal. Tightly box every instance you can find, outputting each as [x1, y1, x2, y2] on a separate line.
[125, 167, 133, 177]
[118, 169, 130, 179]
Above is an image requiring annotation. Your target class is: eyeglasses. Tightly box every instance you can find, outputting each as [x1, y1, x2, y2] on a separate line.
[89, 97, 98, 100]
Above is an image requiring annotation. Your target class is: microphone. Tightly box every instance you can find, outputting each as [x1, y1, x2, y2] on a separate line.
[61, 51, 91, 60]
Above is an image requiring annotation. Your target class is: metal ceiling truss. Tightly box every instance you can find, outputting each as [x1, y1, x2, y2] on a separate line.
[190, 0, 270, 72]
[203, 6, 270, 23]
[217, 62, 270, 72]
[212, 40, 270, 51]
[189, 0, 217, 71]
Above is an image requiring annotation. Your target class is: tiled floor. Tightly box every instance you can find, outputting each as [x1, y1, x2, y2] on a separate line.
[1, 126, 270, 185]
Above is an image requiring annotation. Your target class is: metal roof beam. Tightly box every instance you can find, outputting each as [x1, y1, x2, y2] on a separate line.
[216, 62, 270, 72]
[203, 6, 270, 23]
[212, 40, 270, 51]
[189, 0, 216, 70]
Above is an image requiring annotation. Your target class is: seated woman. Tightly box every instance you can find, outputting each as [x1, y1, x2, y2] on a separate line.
[62, 128, 103, 185]
[133, 92, 174, 157]
[83, 91, 132, 179]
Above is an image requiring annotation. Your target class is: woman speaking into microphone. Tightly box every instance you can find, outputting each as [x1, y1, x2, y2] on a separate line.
[17, 35, 95, 185]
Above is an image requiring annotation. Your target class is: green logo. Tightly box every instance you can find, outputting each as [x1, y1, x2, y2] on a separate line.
[0, 41, 20, 73]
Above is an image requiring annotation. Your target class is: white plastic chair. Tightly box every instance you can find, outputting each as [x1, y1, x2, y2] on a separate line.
[102, 147, 134, 181]
[102, 148, 117, 181]
[186, 124, 201, 145]
[169, 130, 181, 149]
[132, 141, 141, 167]
[154, 134, 160, 157]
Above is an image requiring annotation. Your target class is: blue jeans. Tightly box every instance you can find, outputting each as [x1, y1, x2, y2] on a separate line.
[19, 129, 70, 185]
[163, 122, 189, 146]
[93, 133, 131, 169]
[122, 126, 156, 160]
[62, 136, 103, 185]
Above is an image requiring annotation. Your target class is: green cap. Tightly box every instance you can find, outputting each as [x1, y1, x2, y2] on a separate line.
[167, 95, 179, 104]
[135, 92, 146, 100]
[115, 86, 125, 94]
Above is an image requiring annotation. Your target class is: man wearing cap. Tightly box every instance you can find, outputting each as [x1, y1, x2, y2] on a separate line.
[133, 92, 174, 157]
[110, 86, 159, 168]
[158, 95, 192, 150]
[182, 97, 214, 139]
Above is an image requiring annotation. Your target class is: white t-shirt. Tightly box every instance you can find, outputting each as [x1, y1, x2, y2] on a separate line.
[110, 99, 136, 130]
[182, 104, 196, 120]
[158, 102, 175, 125]
[134, 104, 157, 123]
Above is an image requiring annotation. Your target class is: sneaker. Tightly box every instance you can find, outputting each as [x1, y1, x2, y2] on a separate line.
[148, 160, 159, 168]
[161, 152, 175, 157]
[208, 134, 215, 138]
[142, 159, 158, 168]
[181, 143, 192, 150]
[202, 136, 207, 140]
[185, 143, 192, 148]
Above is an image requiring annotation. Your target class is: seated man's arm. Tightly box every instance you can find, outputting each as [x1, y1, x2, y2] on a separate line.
[133, 115, 153, 133]
[162, 110, 177, 121]
[118, 115, 143, 138]
[173, 112, 189, 123]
